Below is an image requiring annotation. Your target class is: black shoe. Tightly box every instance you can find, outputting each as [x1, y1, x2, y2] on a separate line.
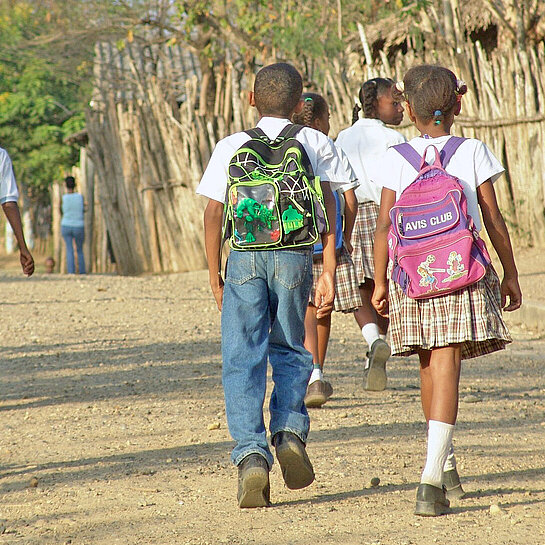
[237, 454, 270, 508]
[273, 431, 315, 490]
[363, 338, 390, 391]
[415, 483, 451, 516]
[443, 468, 466, 500]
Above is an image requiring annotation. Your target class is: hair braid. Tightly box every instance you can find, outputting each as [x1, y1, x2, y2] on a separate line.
[355, 78, 396, 120]
[292, 92, 328, 128]
[352, 103, 361, 124]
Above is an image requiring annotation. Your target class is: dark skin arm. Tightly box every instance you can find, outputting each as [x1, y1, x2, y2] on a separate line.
[203, 199, 225, 311]
[315, 181, 337, 318]
[371, 187, 396, 317]
[477, 180, 522, 311]
[342, 187, 358, 254]
[2, 201, 34, 276]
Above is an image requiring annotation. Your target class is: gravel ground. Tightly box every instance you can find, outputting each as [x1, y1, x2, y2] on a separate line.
[0, 251, 544, 545]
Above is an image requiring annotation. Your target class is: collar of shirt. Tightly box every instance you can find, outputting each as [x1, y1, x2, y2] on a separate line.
[256, 116, 292, 140]
[353, 118, 385, 128]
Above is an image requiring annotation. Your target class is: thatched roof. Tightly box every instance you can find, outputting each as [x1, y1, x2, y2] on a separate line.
[348, 1, 542, 56]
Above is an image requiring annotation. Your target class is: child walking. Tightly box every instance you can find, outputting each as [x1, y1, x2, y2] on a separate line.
[292, 92, 361, 408]
[336, 78, 405, 391]
[197, 63, 348, 508]
[371, 64, 522, 516]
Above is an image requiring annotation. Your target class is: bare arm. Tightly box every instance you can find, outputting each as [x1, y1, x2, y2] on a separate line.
[371, 188, 396, 317]
[203, 199, 225, 311]
[2, 201, 34, 276]
[477, 180, 522, 311]
[314, 181, 337, 318]
[342, 188, 358, 253]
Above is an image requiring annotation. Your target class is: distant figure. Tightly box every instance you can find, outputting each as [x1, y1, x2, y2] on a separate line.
[0, 146, 34, 276]
[44, 256, 55, 273]
[61, 176, 86, 274]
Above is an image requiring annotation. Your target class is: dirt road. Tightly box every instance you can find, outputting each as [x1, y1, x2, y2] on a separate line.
[1, 258, 544, 544]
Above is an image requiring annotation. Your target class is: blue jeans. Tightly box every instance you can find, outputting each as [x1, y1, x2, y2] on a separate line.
[61, 225, 86, 274]
[221, 249, 313, 468]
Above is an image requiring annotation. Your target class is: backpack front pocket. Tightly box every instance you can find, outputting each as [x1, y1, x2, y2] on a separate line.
[228, 181, 282, 249]
[397, 231, 487, 299]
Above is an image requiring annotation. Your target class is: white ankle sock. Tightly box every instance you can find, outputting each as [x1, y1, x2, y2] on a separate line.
[421, 420, 454, 488]
[309, 366, 323, 385]
[361, 323, 380, 347]
[443, 444, 456, 472]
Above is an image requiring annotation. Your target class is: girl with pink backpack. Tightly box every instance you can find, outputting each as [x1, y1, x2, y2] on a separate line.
[372, 65, 522, 516]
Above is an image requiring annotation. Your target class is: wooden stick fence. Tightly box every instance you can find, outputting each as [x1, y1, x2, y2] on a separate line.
[82, 38, 545, 274]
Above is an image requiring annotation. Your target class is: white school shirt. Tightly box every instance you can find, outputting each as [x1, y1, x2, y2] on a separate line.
[196, 117, 355, 203]
[373, 135, 504, 232]
[0, 147, 19, 204]
[335, 118, 406, 205]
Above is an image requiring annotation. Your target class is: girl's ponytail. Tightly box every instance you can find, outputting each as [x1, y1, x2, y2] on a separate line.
[293, 92, 328, 128]
[352, 102, 361, 124]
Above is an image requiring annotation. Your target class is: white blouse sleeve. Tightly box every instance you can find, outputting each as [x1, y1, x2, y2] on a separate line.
[473, 141, 504, 186]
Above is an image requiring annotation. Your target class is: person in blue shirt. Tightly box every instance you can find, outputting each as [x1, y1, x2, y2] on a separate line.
[61, 176, 86, 274]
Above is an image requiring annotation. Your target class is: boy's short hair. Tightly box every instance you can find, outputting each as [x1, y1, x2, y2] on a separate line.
[65, 175, 76, 189]
[254, 63, 303, 118]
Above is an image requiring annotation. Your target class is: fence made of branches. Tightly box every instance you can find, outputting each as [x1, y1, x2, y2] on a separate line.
[84, 36, 545, 274]
[328, 38, 545, 247]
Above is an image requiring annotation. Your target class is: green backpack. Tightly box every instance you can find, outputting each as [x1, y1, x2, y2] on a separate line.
[223, 124, 328, 251]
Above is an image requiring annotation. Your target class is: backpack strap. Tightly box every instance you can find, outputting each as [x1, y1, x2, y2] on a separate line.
[245, 127, 268, 140]
[392, 143, 422, 171]
[393, 137, 467, 171]
[440, 136, 467, 167]
[245, 123, 304, 143]
[276, 123, 304, 141]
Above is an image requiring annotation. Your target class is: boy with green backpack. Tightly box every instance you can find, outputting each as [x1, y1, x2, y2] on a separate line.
[197, 63, 351, 507]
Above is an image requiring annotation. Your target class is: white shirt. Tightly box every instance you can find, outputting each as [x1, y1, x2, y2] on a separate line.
[335, 118, 406, 205]
[373, 135, 504, 231]
[0, 147, 19, 204]
[196, 117, 355, 203]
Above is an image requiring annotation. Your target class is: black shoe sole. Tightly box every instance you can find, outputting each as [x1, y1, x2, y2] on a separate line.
[276, 442, 315, 490]
[445, 483, 466, 500]
[304, 392, 327, 408]
[415, 499, 451, 516]
[363, 341, 390, 391]
[238, 469, 270, 508]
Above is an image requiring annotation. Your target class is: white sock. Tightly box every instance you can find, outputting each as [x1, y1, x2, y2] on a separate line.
[309, 365, 323, 385]
[443, 444, 456, 472]
[421, 420, 455, 488]
[361, 323, 380, 347]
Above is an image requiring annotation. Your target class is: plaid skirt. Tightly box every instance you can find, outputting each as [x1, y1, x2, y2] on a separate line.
[351, 202, 379, 284]
[310, 244, 362, 313]
[388, 265, 512, 359]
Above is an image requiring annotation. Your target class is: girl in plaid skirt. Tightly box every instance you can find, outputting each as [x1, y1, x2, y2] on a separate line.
[336, 78, 406, 391]
[372, 65, 522, 516]
[293, 93, 362, 408]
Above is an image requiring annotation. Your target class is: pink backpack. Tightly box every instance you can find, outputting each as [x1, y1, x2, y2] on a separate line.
[388, 137, 491, 299]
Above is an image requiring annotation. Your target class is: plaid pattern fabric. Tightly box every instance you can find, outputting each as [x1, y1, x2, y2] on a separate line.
[351, 202, 379, 284]
[388, 265, 511, 359]
[310, 244, 362, 313]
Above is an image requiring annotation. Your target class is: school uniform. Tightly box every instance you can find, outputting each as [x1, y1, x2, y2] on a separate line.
[309, 174, 362, 313]
[374, 135, 512, 359]
[197, 117, 351, 468]
[335, 118, 406, 283]
[0, 148, 20, 204]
